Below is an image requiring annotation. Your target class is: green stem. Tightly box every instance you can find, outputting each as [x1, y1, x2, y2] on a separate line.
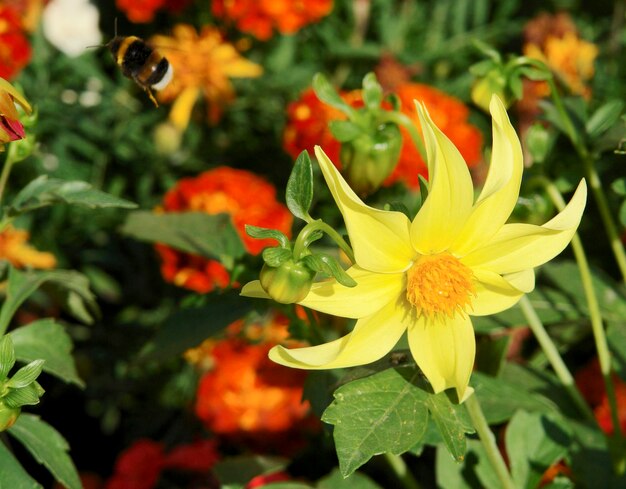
[547, 77, 626, 282]
[465, 394, 517, 489]
[292, 220, 355, 264]
[582, 156, 626, 283]
[382, 452, 423, 489]
[518, 296, 595, 422]
[543, 179, 625, 470]
[0, 154, 15, 209]
[379, 111, 428, 164]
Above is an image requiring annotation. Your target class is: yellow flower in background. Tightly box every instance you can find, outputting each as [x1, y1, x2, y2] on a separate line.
[0, 225, 56, 269]
[150, 25, 263, 128]
[242, 96, 587, 402]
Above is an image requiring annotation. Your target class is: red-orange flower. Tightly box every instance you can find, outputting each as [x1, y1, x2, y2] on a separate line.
[156, 167, 292, 294]
[115, 0, 190, 23]
[193, 314, 312, 446]
[283, 87, 344, 163]
[0, 5, 32, 79]
[575, 358, 626, 436]
[106, 438, 219, 489]
[106, 440, 164, 489]
[283, 83, 483, 190]
[212, 0, 333, 41]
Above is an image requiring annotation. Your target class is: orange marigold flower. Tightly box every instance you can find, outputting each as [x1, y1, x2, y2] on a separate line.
[0, 225, 56, 269]
[3, 0, 44, 32]
[156, 167, 292, 294]
[283, 84, 482, 190]
[283, 87, 344, 163]
[212, 0, 333, 41]
[194, 338, 311, 438]
[520, 12, 598, 118]
[0, 5, 32, 79]
[150, 24, 262, 126]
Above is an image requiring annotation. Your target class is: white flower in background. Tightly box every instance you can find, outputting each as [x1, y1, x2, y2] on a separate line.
[42, 0, 101, 57]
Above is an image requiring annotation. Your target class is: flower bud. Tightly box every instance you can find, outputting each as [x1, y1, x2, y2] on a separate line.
[471, 69, 508, 113]
[0, 402, 20, 431]
[259, 260, 315, 304]
[340, 122, 402, 196]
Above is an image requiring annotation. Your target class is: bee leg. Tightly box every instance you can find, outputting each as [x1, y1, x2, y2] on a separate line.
[145, 87, 159, 107]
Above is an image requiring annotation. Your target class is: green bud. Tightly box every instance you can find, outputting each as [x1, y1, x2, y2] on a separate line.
[259, 260, 315, 304]
[525, 123, 553, 164]
[0, 401, 20, 431]
[340, 122, 402, 197]
[471, 69, 509, 113]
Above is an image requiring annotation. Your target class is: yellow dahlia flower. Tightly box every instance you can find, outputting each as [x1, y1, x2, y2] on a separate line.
[242, 96, 586, 402]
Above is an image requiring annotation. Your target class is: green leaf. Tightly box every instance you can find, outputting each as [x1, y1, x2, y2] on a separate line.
[471, 371, 556, 424]
[0, 335, 16, 380]
[425, 391, 474, 462]
[329, 120, 362, 142]
[301, 254, 356, 287]
[213, 455, 288, 486]
[140, 292, 251, 361]
[435, 439, 500, 489]
[0, 267, 98, 333]
[321, 368, 430, 477]
[245, 225, 290, 248]
[120, 211, 245, 269]
[2, 382, 45, 408]
[7, 360, 44, 388]
[262, 247, 293, 267]
[612, 178, 626, 196]
[286, 151, 314, 222]
[0, 441, 42, 489]
[586, 100, 624, 138]
[317, 468, 382, 489]
[7, 175, 136, 217]
[505, 411, 572, 489]
[8, 414, 81, 489]
[312, 73, 355, 116]
[9, 319, 83, 387]
[362, 73, 383, 109]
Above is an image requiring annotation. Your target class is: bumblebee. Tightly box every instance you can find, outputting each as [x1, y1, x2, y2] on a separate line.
[107, 35, 173, 107]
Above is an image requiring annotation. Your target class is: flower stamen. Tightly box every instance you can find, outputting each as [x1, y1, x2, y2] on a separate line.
[406, 253, 475, 318]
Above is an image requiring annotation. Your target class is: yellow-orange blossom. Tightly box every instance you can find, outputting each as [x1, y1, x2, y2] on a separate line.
[242, 96, 587, 402]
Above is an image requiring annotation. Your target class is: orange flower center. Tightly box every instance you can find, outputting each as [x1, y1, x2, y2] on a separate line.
[405, 253, 475, 318]
[190, 191, 240, 214]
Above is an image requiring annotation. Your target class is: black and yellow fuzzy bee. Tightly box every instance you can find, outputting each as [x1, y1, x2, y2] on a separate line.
[107, 34, 173, 107]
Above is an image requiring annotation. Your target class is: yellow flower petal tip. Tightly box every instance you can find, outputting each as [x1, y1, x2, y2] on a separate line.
[258, 100, 585, 403]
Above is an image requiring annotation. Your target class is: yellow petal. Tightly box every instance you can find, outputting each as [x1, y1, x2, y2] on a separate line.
[470, 268, 535, 316]
[411, 102, 474, 254]
[314, 146, 414, 273]
[451, 96, 523, 255]
[462, 180, 587, 274]
[268, 296, 410, 369]
[300, 266, 405, 319]
[0, 78, 31, 114]
[240, 280, 271, 299]
[407, 314, 475, 402]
